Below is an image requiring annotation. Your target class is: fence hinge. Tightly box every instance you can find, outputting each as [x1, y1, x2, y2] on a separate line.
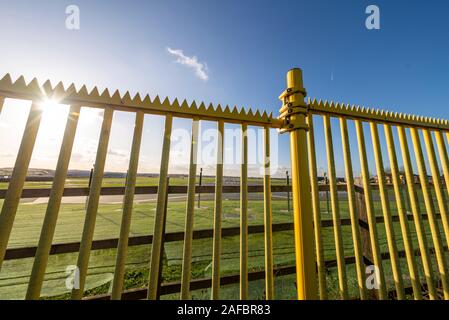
[278, 88, 310, 134]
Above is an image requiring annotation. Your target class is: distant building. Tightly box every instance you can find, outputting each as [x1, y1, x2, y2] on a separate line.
[317, 176, 345, 184]
[374, 173, 427, 184]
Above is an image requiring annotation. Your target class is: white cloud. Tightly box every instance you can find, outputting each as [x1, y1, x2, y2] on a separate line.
[108, 148, 128, 158]
[166, 47, 209, 81]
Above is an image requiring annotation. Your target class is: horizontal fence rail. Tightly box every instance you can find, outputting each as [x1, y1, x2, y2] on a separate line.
[0, 183, 351, 199]
[4, 210, 446, 261]
[0, 74, 280, 127]
[0, 180, 434, 200]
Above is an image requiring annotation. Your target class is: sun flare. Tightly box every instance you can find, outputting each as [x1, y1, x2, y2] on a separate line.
[38, 99, 70, 131]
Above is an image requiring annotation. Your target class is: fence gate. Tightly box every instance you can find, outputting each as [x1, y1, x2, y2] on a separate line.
[0, 68, 449, 300]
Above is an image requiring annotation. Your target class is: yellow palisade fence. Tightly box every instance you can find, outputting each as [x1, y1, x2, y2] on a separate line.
[0, 68, 449, 300]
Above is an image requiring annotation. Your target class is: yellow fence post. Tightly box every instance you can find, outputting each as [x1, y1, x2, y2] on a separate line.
[355, 120, 387, 299]
[180, 118, 199, 299]
[279, 68, 317, 300]
[307, 113, 327, 299]
[0, 102, 43, 270]
[147, 114, 173, 300]
[340, 117, 366, 300]
[263, 126, 274, 299]
[71, 108, 114, 300]
[240, 123, 249, 300]
[111, 111, 144, 300]
[323, 115, 348, 300]
[211, 120, 224, 300]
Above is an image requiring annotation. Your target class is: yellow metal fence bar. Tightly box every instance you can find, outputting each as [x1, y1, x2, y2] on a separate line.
[0, 96, 4, 114]
[355, 119, 387, 299]
[308, 99, 449, 131]
[423, 130, 449, 249]
[283, 68, 318, 299]
[26, 104, 81, 299]
[410, 128, 449, 299]
[435, 131, 449, 198]
[323, 115, 348, 300]
[263, 126, 274, 299]
[370, 122, 405, 299]
[339, 117, 366, 300]
[0, 74, 279, 128]
[384, 124, 422, 299]
[71, 107, 114, 300]
[307, 113, 327, 299]
[211, 120, 224, 300]
[0, 102, 43, 269]
[111, 111, 144, 300]
[240, 123, 249, 299]
[180, 118, 200, 299]
[147, 114, 173, 300]
[397, 126, 436, 299]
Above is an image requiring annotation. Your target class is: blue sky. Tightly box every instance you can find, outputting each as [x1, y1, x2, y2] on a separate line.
[0, 0, 448, 177]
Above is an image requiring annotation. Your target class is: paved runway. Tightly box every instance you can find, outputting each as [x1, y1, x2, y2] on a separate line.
[22, 192, 292, 205]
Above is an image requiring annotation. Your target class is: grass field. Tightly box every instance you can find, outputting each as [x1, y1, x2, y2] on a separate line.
[1, 177, 448, 300]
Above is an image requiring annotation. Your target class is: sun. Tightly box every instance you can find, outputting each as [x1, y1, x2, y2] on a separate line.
[39, 98, 69, 117]
[38, 99, 103, 131]
[38, 99, 70, 132]
[40, 98, 60, 110]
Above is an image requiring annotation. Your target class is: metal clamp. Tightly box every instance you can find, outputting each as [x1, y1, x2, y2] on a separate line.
[279, 102, 308, 117]
[278, 115, 309, 133]
[278, 87, 307, 101]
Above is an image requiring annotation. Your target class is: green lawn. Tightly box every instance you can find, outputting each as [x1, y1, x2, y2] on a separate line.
[0, 182, 448, 300]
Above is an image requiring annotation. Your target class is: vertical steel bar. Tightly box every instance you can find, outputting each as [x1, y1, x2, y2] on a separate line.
[240, 123, 249, 299]
[423, 130, 449, 249]
[286, 171, 290, 213]
[211, 120, 224, 300]
[156, 177, 170, 300]
[26, 104, 81, 300]
[435, 131, 449, 195]
[370, 122, 405, 299]
[307, 113, 327, 299]
[71, 107, 114, 300]
[284, 68, 317, 300]
[263, 126, 274, 300]
[198, 168, 203, 209]
[384, 124, 422, 299]
[147, 114, 173, 300]
[110, 111, 144, 300]
[180, 119, 200, 300]
[355, 119, 387, 299]
[0, 102, 43, 269]
[354, 186, 378, 299]
[397, 126, 436, 299]
[323, 115, 348, 300]
[410, 128, 449, 299]
[340, 117, 366, 300]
